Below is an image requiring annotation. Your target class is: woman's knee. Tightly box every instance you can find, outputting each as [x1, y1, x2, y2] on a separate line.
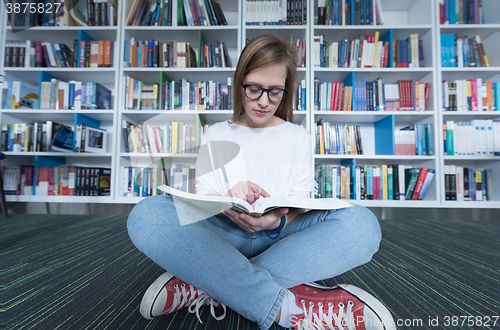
[127, 196, 177, 241]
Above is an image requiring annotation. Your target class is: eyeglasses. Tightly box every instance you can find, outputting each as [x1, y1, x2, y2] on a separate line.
[242, 84, 288, 102]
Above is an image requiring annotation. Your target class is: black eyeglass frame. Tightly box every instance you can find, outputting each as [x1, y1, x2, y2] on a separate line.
[241, 84, 288, 102]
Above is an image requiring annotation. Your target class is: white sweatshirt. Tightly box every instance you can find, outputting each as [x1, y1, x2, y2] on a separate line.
[195, 120, 313, 198]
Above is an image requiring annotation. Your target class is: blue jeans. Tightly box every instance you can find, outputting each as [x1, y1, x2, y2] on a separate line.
[127, 195, 381, 330]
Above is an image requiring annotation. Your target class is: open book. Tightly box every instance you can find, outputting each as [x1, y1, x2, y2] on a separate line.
[157, 185, 353, 223]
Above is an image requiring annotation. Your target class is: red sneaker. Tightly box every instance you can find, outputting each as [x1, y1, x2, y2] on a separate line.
[289, 282, 396, 330]
[140, 272, 226, 323]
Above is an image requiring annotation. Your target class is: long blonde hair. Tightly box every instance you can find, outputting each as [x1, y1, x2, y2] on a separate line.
[230, 34, 298, 124]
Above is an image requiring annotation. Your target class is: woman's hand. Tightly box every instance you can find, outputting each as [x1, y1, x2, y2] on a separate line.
[223, 207, 289, 233]
[226, 181, 270, 204]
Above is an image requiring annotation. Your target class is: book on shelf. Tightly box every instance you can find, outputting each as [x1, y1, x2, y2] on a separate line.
[37, 80, 112, 110]
[314, 78, 430, 112]
[4, 39, 114, 68]
[120, 163, 195, 197]
[445, 166, 492, 202]
[439, 0, 485, 25]
[0, 81, 39, 109]
[441, 34, 489, 68]
[147, 0, 227, 26]
[314, 163, 435, 201]
[123, 77, 232, 111]
[315, 0, 383, 26]
[158, 184, 352, 225]
[313, 32, 423, 69]
[49, 124, 74, 153]
[442, 79, 498, 112]
[2, 165, 111, 196]
[123, 121, 200, 154]
[395, 123, 434, 156]
[6, 0, 117, 27]
[443, 119, 499, 156]
[315, 120, 363, 155]
[124, 38, 230, 68]
[245, 0, 306, 25]
[2, 121, 58, 152]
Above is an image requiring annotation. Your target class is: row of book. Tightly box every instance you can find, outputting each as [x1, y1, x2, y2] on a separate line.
[441, 34, 488, 68]
[315, 121, 363, 155]
[314, 78, 430, 112]
[395, 124, 434, 156]
[4, 39, 115, 68]
[120, 163, 195, 197]
[1, 122, 107, 154]
[316, 0, 384, 26]
[3, 165, 111, 197]
[122, 121, 199, 154]
[443, 120, 500, 156]
[123, 77, 233, 111]
[314, 164, 435, 201]
[6, 0, 118, 27]
[444, 166, 492, 202]
[1, 79, 112, 110]
[182, 0, 228, 26]
[439, 0, 484, 25]
[123, 38, 231, 68]
[443, 79, 498, 112]
[245, 0, 307, 25]
[313, 33, 424, 69]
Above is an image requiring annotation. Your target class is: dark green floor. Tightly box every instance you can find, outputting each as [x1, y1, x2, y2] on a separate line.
[3, 213, 500, 329]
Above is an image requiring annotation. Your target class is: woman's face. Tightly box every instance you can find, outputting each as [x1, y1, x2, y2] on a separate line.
[239, 63, 287, 128]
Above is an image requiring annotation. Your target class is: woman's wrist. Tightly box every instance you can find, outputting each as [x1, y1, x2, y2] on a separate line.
[265, 215, 286, 239]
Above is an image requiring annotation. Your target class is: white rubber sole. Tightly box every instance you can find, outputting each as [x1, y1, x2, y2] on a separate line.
[139, 272, 175, 320]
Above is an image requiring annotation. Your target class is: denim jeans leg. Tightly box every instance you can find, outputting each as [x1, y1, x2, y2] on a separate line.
[127, 195, 284, 330]
[249, 205, 382, 288]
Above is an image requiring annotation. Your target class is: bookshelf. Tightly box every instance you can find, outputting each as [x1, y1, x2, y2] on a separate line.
[0, 1, 120, 202]
[311, 0, 440, 207]
[436, 0, 500, 208]
[0, 0, 498, 208]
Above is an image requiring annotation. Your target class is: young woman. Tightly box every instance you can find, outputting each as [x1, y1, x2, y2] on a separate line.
[127, 35, 396, 330]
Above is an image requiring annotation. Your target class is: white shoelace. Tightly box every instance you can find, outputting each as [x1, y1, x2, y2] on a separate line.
[170, 283, 227, 323]
[296, 299, 356, 330]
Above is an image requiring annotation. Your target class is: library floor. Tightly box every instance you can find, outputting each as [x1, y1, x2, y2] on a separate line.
[3, 212, 500, 330]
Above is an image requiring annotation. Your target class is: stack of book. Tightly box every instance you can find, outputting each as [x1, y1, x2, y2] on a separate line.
[443, 120, 500, 156]
[444, 166, 492, 201]
[441, 34, 489, 68]
[314, 163, 435, 201]
[315, 120, 363, 155]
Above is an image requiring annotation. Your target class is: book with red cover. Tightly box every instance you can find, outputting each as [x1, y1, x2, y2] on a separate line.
[412, 167, 429, 200]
